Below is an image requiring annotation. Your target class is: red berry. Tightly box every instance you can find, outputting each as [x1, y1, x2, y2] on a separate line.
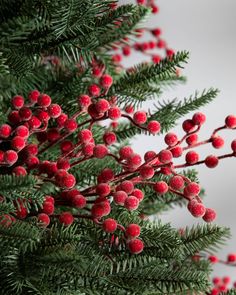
[15, 125, 29, 138]
[119, 146, 133, 159]
[202, 208, 216, 222]
[152, 55, 161, 64]
[171, 146, 183, 158]
[144, 151, 156, 162]
[96, 99, 110, 113]
[157, 39, 166, 49]
[44, 196, 55, 204]
[126, 224, 141, 238]
[57, 158, 70, 170]
[47, 128, 60, 142]
[16, 205, 28, 219]
[56, 113, 68, 127]
[108, 106, 121, 120]
[133, 111, 147, 125]
[192, 112, 206, 125]
[227, 253, 236, 263]
[158, 149, 173, 164]
[205, 155, 219, 168]
[112, 54, 122, 63]
[225, 115, 236, 128]
[28, 90, 40, 103]
[100, 74, 113, 88]
[122, 46, 131, 56]
[28, 116, 41, 129]
[82, 143, 94, 157]
[61, 174, 76, 189]
[11, 136, 25, 151]
[124, 196, 139, 211]
[185, 150, 199, 164]
[124, 105, 134, 114]
[140, 165, 154, 179]
[151, 28, 162, 37]
[128, 239, 144, 254]
[4, 150, 18, 165]
[223, 276, 231, 285]
[26, 156, 39, 169]
[120, 180, 134, 194]
[91, 202, 110, 218]
[59, 212, 74, 226]
[8, 111, 20, 125]
[24, 144, 38, 156]
[186, 134, 198, 146]
[88, 84, 101, 97]
[88, 104, 101, 119]
[12, 166, 27, 176]
[38, 213, 50, 227]
[72, 194, 86, 208]
[147, 120, 161, 134]
[96, 183, 111, 197]
[102, 218, 117, 233]
[98, 168, 114, 183]
[0, 124, 12, 138]
[169, 175, 184, 190]
[38, 94, 51, 107]
[184, 182, 200, 197]
[212, 136, 224, 149]
[208, 255, 219, 264]
[0, 150, 4, 162]
[93, 144, 108, 159]
[103, 131, 117, 145]
[212, 277, 221, 285]
[127, 153, 142, 168]
[78, 94, 91, 108]
[42, 201, 54, 215]
[113, 191, 128, 206]
[189, 202, 206, 218]
[12, 95, 24, 109]
[182, 119, 196, 133]
[48, 104, 62, 118]
[132, 189, 144, 202]
[137, 0, 145, 4]
[164, 132, 178, 147]
[64, 119, 78, 132]
[78, 129, 93, 143]
[231, 139, 236, 153]
[36, 110, 50, 122]
[19, 107, 32, 121]
[60, 140, 74, 154]
[151, 4, 159, 14]
[153, 181, 168, 194]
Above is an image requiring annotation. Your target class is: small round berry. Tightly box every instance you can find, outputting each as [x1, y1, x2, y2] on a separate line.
[147, 120, 161, 134]
[56, 113, 68, 127]
[91, 202, 110, 218]
[182, 119, 196, 133]
[212, 277, 221, 285]
[120, 180, 134, 194]
[42, 201, 54, 215]
[225, 115, 236, 128]
[122, 46, 131, 56]
[185, 151, 199, 164]
[189, 202, 206, 218]
[47, 128, 60, 142]
[96, 183, 111, 197]
[11, 136, 26, 151]
[38, 213, 50, 227]
[48, 104, 62, 118]
[223, 276, 231, 285]
[103, 131, 117, 145]
[44, 196, 55, 204]
[78, 94, 91, 108]
[38, 94, 51, 107]
[16, 206, 28, 219]
[126, 224, 141, 238]
[153, 181, 168, 195]
[140, 165, 154, 179]
[60, 140, 74, 154]
[64, 119, 78, 132]
[108, 106, 121, 120]
[28, 90, 40, 103]
[208, 255, 219, 264]
[112, 54, 122, 63]
[119, 146, 133, 159]
[128, 239, 144, 254]
[59, 212, 74, 226]
[98, 168, 114, 183]
[152, 55, 161, 64]
[113, 191, 128, 206]
[72, 194, 86, 208]
[157, 39, 166, 49]
[151, 4, 159, 14]
[231, 139, 236, 153]
[158, 149, 173, 164]
[171, 146, 183, 158]
[186, 133, 198, 146]
[144, 150, 156, 162]
[212, 136, 224, 149]
[61, 174, 76, 189]
[24, 144, 38, 156]
[127, 153, 142, 168]
[151, 28, 162, 37]
[227, 253, 236, 263]
[184, 182, 200, 197]
[102, 218, 117, 233]
[202, 208, 216, 222]
[93, 144, 108, 159]
[192, 112, 206, 126]
[36, 110, 50, 122]
[78, 129, 93, 143]
[19, 107, 32, 121]
[88, 104, 101, 119]
[124, 196, 139, 211]
[4, 150, 18, 166]
[169, 175, 184, 190]
[205, 155, 219, 168]
[0, 124, 12, 138]
[15, 125, 29, 138]
[26, 156, 39, 169]
[28, 116, 41, 129]
[88, 84, 101, 97]
[125, 105, 134, 114]
[133, 111, 147, 125]
[8, 111, 20, 125]
[12, 166, 27, 176]
[164, 132, 178, 147]
[57, 158, 70, 170]
[95, 99, 110, 113]
[100, 74, 113, 88]
[132, 189, 144, 202]
[82, 143, 95, 157]
[12, 95, 24, 109]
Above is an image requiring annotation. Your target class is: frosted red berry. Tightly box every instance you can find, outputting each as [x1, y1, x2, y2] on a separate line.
[0, 124, 12, 138]
[122, 46, 131, 56]
[151, 28, 162, 37]
[208, 255, 219, 264]
[169, 175, 184, 190]
[186, 133, 198, 146]
[88, 84, 101, 97]
[153, 181, 168, 194]
[192, 112, 206, 126]
[82, 143, 94, 157]
[48, 104, 62, 118]
[185, 150, 199, 164]
[103, 131, 117, 145]
[93, 144, 108, 159]
[59, 212, 74, 226]
[182, 119, 196, 133]
[96, 183, 111, 197]
[78, 94, 91, 108]
[202, 208, 216, 222]
[47, 128, 60, 142]
[133, 111, 147, 125]
[78, 129, 93, 143]
[144, 150, 156, 162]
[124, 196, 139, 211]
[36, 110, 50, 122]
[120, 180, 134, 194]
[170, 146, 183, 158]
[15, 125, 29, 138]
[98, 168, 114, 183]
[60, 141, 74, 153]
[64, 119, 78, 132]
[231, 139, 236, 152]
[38, 213, 50, 227]
[225, 115, 236, 128]
[96, 99, 110, 113]
[158, 149, 173, 164]
[28, 90, 40, 103]
[100, 74, 113, 88]
[19, 107, 32, 121]
[12, 166, 27, 176]
[57, 158, 70, 170]
[61, 174, 76, 189]
[212, 136, 224, 149]
[184, 182, 200, 197]
[8, 111, 20, 125]
[126, 224, 141, 238]
[227, 253, 236, 263]
[152, 55, 161, 64]
[38, 94, 51, 107]
[113, 191, 127, 206]
[119, 146, 133, 159]
[56, 113, 68, 127]
[140, 165, 154, 179]
[147, 120, 161, 134]
[132, 189, 144, 202]
[42, 201, 54, 215]
[189, 202, 206, 218]
[205, 155, 219, 168]
[12, 95, 24, 109]
[72, 194, 86, 208]
[11, 136, 25, 151]
[102, 218, 117, 233]
[164, 132, 178, 147]
[4, 150, 18, 165]
[26, 156, 39, 169]
[128, 239, 144, 254]
[108, 106, 121, 120]
[28, 116, 41, 129]
[91, 202, 109, 218]
[127, 153, 142, 168]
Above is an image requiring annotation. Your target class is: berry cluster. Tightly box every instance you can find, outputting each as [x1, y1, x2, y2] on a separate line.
[0, 76, 235, 255]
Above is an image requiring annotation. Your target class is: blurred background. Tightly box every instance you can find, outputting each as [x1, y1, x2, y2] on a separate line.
[120, 0, 236, 277]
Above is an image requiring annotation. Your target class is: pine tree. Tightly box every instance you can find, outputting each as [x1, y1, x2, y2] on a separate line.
[0, 1, 235, 294]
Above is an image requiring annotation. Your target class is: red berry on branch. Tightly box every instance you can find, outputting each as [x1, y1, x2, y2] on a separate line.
[108, 106, 121, 120]
[157, 39, 166, 49]
[182, 119, 196, 133]
[189, 202, 206, 218]
[0, 214, 13, 227]
[38, 213, 50, 227]
[93, 144, 108, 159]
[126, 224, 141, 238]
[78, 129, 93, 143]
[124, 196, 139, 211]
[231, 139, 236, 153]
[19, 107, 32, 121]
[164, 132, 178, 147]
[82, 143, 95, 157]
[42, 201, 54, 215]
[64, 119, 78, 132]
[119, 146, 134, 159]
[28, 116, 41, 129]
[11, 136, 26, 151]
[95, 99, 110, 113]
[12, 166, 27, 176]
[127, 153, 142, 168]
[227, 253, 236, 263]
[61, 174, 76, 189]
[185, 150, 199, 164]
[28, 90, 40, 103]
[0, 124, 12, 138]
[96, 183, 111, 197]
[153, 181, 168, 194]
[205, 155, 219, 168]
[147, 120, 161, 134]
[8, 111, 21, 125]
[88, 84, 101, 97]
[113, 191, 128, 206]
[152, 55, 161, 64]
[4, 150, 18, 166]
[16, 205, 28, 219]
[186, 133, 198, 146]
[170, 146, 183, 158]
[128, 239, 144, 254]
[132, 189, 144, 202]
[38, 94, 51, 107]
[112, 54, 122, 63]
[71, 194, 86, 208]
[59, 212, 74, 226]
[125, 105, 134, 114]
[169, 175, 184, 190]
[91, 202, 110, 218]
[208, 255, 219, 264]
[120, 180, 134, 194]
[144, 150, 156, 162]
[103, 131, 117, 145]
[166, 48, 175, 57]
[47, 128, 60, 142]
[212, 136, 224, 149]
[225, 115, 236, 128]
[192, 112, 206, 126]
[48, 104, 62, 118]
[212, 277, 221, 285]
[202, 208, 216, 222]
[25, 156, 39, 169]
[122, 46, 131, 56]
[78, 94, 91, 108]
[102, 218, 117, 233]
[158, 149, 173, 164]
[15, 125, 29, 138]
[222, 276, 231, 285]
[137, 0, 145, 4]
[12, 95, 24, 109]
[98, 168, 114, 183]
[36, 110, 50, 122]
[151, 28, 162, 37]
[56, 113, 68, 127]
[57, 158, 70, 170]
[60, 141, 74, 154]
[140, 165, 154, 179]
[100, 74, 113, 88]
[184, 182, 200, 197]
[133, 111, 147, 125]
[44, 196, 55, 204]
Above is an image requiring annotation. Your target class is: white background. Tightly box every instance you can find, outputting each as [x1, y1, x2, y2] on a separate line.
[121, 0, 236, 279]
